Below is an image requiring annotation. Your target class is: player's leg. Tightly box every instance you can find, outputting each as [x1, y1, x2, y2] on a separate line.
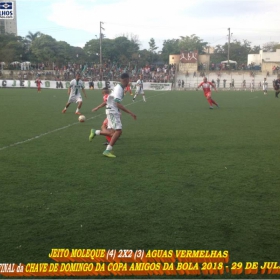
[89, 126, 114, 141]
[103, 113, 122, 157]
[75, 101, 82, 115]
[62, 101, 71, 113]
[211, 98, 219, 107]
[142, 92, 146, 102]
[101, 119, 112, 144]
[133, 91, 138, 101]
[206, 94, 213, 108]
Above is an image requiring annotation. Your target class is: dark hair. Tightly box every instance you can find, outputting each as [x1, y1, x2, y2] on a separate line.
[121, 73, 129, 79]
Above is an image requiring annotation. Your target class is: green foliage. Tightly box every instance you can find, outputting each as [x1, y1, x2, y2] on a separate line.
[212, 39, 254, 64]
[178, 34, 208, 54]
[161, 39, 180, 62]
[0, 34, 27, 63]
[84, 36, 139, 66]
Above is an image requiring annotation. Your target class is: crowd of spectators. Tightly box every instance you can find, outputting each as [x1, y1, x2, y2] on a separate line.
[2, 62, 177, 84]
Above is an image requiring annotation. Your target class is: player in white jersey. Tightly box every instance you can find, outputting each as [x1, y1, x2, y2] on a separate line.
[250, 79, 255, 92]
[89, 73, 137, 158]
[62, 73, 87, 114]
[133, 74, 146, 102]
[262, 77, 268, 95]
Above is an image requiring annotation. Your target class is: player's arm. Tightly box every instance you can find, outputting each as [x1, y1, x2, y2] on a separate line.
[116, 102, 136, 120]
[196, 82, 202, 90]
[92, 101, 106, 112]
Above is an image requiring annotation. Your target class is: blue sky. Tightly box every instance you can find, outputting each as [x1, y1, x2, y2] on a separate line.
[16, 0, 280, 50]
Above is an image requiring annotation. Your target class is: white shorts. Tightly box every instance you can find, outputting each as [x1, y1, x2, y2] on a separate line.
[135, 89, 144, 95]
[107, 112, 122, 130]
[263, 86, 268, 91]
[68, 94, 82, 103]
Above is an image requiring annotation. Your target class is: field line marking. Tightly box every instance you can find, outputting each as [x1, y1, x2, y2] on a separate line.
[0, 91, 167, 151]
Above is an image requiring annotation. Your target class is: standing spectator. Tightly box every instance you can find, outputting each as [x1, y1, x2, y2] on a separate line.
[217, 78, 220, 88]
[250, 79, 255, 92]
[263, 77, 268, 95]
[193, 71, 196, 77]
[181, 80, 185, 89]
[177, 79, 181, 88]
[223, 79, 227, 88]
[243, 80, 246, 91]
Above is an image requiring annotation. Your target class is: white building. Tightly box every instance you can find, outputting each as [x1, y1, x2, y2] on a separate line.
[248, 49, 280, 65]
[0, 0, 17, 35]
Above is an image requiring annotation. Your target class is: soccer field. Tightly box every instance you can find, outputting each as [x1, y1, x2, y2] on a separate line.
[0, 88, 280, 278]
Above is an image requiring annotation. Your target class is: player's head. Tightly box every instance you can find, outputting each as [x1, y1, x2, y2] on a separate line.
[76, 73, 81, 80]
[203, 77, 207, 82]
[102, 87, 110, 95]
[139, 74, 143, 79]
[120, 73, 129, 87]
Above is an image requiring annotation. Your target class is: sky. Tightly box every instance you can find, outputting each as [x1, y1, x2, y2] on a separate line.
[15, 0, 280, 51]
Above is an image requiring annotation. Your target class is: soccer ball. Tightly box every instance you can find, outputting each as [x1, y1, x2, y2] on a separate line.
[78, 115, 86, 122]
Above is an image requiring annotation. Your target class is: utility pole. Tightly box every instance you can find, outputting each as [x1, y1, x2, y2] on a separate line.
[227, 28, 233, 68]
[100, 21, 104, 81]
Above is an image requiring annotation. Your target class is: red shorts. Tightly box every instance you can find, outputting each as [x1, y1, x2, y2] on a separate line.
[125, 86, 131, 91]
[204, 92, 211, 98]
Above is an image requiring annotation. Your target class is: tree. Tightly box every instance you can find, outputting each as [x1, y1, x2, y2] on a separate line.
[161, 39, 180, 63]
[250, 45, 261, 54]
[178, 34, 208, 54]
[26, 31, 41, 43]
[0, 34, 27, 63]
[84, 36, 139, 67]
[211, 39, 253, 64]
[148, 38, 158, 63]
[31, 34, 58, 64]
[262, 41, 280, 52]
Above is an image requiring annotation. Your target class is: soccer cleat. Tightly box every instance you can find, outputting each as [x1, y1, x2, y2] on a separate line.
[75, 111, 81, 115]
[89, 129, 96, 142]
[103, 150, 116, 158]
[62, 109, 66, 113]
[209, 106, 213, 109]
[216, 104, 219, 108]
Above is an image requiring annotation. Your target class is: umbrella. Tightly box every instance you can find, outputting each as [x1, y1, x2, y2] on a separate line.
[221, 60, 237, 64]
[24, 61, 31, 64]
[11, 61, 20, 64]
[0, 62, 6, 65]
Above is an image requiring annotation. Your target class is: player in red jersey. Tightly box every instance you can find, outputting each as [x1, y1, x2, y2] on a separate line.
[124, 82, 132, 95]
[197, 77, 219, 109]
[91, 87, 113, 144]
[35, 77, 42, 92]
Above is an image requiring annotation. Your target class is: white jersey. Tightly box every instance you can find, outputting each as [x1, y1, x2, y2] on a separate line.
[262, 80, 268, 90]
[106, 84, 124, 113]
[136, 79, 144, 93]
[69, 79, 84, 97]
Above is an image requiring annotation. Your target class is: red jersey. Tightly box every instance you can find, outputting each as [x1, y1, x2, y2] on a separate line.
[35, 79, 42, 86]
[125, 83, 131, 91]
[103, 93, 109, 103]
[198, 82, 215, 94]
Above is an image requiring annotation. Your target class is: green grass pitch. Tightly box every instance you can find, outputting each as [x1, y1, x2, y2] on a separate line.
[0, 87, 280, 278]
